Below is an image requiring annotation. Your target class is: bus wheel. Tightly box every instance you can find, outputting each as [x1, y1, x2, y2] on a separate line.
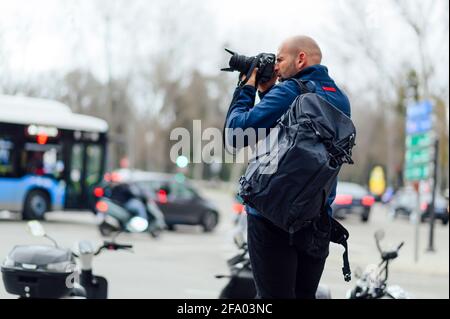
[23, 190, 49, 221]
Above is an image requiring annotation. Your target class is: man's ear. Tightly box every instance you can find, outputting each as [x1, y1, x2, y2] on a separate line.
[297, 52, 306, 69]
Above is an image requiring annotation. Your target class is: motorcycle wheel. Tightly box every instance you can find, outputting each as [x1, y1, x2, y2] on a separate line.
[149, 228, 162, 238]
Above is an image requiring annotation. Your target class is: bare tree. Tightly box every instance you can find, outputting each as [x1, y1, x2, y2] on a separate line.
[325, 0, 449, 188]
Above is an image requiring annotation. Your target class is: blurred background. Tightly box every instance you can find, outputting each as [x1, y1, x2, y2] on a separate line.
[1, 0, 448, 187]
[0, 0, 448, 299]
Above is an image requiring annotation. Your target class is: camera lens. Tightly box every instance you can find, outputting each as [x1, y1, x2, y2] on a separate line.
[229, 54, 255, 74]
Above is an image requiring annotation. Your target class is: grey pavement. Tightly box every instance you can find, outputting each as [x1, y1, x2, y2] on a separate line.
[0, 187, 448, 299]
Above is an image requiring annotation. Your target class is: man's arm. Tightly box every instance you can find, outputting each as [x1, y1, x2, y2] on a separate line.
[327, 178, 337, 217]
[225, 81, 299, 131]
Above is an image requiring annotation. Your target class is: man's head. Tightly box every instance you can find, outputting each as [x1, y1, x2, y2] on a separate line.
[275, 35, 322, 81]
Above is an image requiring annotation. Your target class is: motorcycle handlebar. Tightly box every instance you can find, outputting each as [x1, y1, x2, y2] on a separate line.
[95, 241, 133, 255]
[380, 241, 404, 262]
[104, 241, 133, 250]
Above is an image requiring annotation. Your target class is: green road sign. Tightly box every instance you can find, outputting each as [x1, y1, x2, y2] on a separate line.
[406, 132, 433, 149]
[405, 148, 433, 165]
[404, 163, 432, 181]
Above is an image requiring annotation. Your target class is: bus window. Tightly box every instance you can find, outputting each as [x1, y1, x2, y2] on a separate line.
[26, 152, 45, 176]
[0, 137, 15, 176]
[86, 144, 102, 187]
[42, 148, 64, 179]
[22, 146, 63, 179]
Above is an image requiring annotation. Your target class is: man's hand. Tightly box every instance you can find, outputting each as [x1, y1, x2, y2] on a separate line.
[240, 68, 258, 87]
[240, 68, 277, 92]
[258, 72, 277, 93]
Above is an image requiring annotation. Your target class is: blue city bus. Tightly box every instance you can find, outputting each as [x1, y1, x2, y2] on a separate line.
[0, 95, 108, 220]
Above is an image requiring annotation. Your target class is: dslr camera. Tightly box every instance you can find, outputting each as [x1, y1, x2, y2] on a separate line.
[221, 49, 276, 87]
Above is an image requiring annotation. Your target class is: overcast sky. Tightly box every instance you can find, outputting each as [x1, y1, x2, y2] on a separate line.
[0, 0, 335, 73]
[0, 0, 448, 100]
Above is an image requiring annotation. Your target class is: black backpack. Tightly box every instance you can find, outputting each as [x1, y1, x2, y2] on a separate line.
[238, 80, 356, 280]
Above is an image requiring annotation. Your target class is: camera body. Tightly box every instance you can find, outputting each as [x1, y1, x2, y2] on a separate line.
[221, 49, 276, 85]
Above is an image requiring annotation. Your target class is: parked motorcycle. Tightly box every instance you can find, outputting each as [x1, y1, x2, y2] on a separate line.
[346, 230, 411, 299]
[1, 221, 136, 299]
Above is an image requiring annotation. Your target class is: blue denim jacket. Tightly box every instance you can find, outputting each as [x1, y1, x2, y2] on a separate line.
[225, 64, 351, 217]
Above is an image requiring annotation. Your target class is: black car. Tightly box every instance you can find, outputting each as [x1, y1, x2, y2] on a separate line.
[420, 193, 449, 225]
[332, 182, 375, 222]
[109, 170, 220, 232]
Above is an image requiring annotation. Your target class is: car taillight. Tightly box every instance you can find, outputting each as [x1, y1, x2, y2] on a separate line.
[335, 194, 353, 205]
[157, 190, 168, 204]
[362, 196, 375, 207]
[93, 187, 104, 198]
[421, 202, 428, 212]
[233, 203, 245, 214]
[95, 201, 109, 213]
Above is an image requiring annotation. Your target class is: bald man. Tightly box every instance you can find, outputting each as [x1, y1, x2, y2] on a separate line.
[225, 35, 351, 299]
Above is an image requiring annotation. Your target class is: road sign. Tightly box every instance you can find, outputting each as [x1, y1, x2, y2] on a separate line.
[406, 100, 433, 119]
[405, 148, 434, 165]
[406, 132, 433, 149]
[404, 100, 435, 181]
[404, 163, 432, 181]
[406, 117, 433, 135]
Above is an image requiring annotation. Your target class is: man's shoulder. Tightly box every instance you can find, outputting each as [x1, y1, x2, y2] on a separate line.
[268, 79, 301, 97]
[278, 78, 301, 89]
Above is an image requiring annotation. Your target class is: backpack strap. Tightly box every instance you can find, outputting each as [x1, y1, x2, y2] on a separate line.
[292, 78, 313, 95]
[329, 217, 352, 282]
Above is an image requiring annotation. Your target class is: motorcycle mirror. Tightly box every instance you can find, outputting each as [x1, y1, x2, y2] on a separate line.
[354, 266, 363, 279]
[374, 229, 385, 242]
[126, 217, 149, 233]
[27, 221, 46, 237]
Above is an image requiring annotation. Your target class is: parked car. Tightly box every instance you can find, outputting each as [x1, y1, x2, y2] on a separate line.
[101, 170, 220, 232]
[332, 182, 375, 222]
[389, 187, 449, 225]
[389, 187, 417, 219]
[420, 194, 449, 225]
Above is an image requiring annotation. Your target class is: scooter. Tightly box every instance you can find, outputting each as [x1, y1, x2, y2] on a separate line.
[94, 194, 166, 238]
[346, 230, 411, 299]
[1, 221, 136, 299]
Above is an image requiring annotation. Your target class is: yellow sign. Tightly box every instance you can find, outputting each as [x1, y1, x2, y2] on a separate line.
[369, 166, 386, 196]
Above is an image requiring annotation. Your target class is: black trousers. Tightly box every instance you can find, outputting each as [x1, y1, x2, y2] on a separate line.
[247, 213, 331, 299]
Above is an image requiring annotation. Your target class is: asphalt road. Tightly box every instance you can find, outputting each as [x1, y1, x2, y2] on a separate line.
[0, 187, 448, 299]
